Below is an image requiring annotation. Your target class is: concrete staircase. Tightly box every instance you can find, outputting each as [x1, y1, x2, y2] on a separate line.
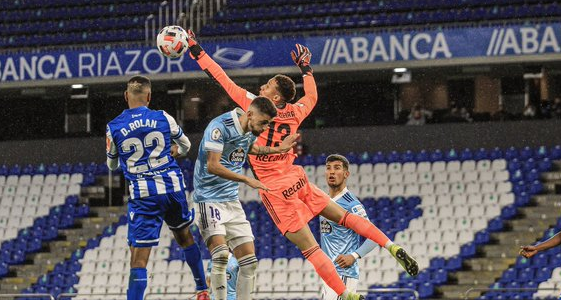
[436, 162, 561, 300]
[0, 204, 126, 295]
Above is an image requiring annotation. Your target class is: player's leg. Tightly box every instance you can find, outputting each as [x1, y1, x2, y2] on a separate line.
[285, 225, 360, 300]
[128, 246, 151, 300]
[227, 201, 258, 300]
[207, 235, 230, 300]
[127, 197, 162, 300]
[195, 201, 230, 300]
[172, 229, 209, 294]
[320, 200, 418, 276]
[166, 191, 209, 299]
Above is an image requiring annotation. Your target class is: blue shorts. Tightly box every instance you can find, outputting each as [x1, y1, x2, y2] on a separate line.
[127, 191, 195, 248]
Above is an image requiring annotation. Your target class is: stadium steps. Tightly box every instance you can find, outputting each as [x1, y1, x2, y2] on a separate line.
[435, 193, 561, 299]
[0, 207, 124, 294]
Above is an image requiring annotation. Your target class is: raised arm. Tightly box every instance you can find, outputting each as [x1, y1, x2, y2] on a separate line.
[186, 30, 254, 111]
[290, 44, 318, 121]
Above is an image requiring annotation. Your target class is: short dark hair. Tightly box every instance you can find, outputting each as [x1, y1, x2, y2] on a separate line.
[273, 74, 296, 103]
[250, 96, 278, 118]
[326, 154, 350, 170]
[127, 75, 151, 94]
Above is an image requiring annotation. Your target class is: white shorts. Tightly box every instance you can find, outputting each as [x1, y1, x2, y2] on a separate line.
[195, 200, 254, 250]
[321, 275, 359, 300]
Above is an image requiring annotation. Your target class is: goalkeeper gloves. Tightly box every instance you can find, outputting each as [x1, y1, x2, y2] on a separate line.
[186, 29, 206, 60]
[291, 44, 313, 76]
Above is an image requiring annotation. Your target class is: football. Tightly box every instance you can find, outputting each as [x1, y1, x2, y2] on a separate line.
[156, 25, 188, 59]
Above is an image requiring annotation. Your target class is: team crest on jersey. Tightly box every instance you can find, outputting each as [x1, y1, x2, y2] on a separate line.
[320, 219, 332, 234]
[229, 148, 246, 164]
[211, 128, 222, 141]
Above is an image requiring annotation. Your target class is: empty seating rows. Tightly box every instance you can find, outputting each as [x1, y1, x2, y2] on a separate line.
[201, 0, 561, 36]
[15, 144, 561, 300]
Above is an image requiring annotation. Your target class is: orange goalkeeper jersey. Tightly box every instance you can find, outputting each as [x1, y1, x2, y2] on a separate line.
[196, 54, 318, 180]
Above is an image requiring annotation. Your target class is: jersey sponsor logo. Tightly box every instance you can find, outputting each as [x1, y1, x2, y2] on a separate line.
[282, 177, 306, 199]
[277, 111, 296, 119]
[255, 153, 289, 162]
[320, 219, 332, 234]
[229, 148, 246, 164]
[351, 205, 368, 218]
[211, 128, 222, 141]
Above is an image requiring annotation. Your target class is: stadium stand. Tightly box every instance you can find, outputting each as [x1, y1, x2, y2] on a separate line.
[2, 0, 561, 48]
[3, 145, 560, 300]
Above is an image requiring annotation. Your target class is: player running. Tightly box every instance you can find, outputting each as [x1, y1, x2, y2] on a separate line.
[106, 76, 210, 300]
[186, 32, 418, 300]
[193, 97, 298, 300]
[320, 154, 378, 300]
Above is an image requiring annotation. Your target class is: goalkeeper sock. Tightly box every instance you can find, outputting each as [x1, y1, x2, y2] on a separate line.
[302, 245, 346, 295]
[339, 211, 391, 247]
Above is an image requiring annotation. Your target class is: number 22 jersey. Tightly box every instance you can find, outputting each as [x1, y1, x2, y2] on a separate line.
[106, 106, 189, 199]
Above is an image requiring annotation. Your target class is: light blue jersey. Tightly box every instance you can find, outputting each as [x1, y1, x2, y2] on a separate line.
[106, 106, 190, 200]
[207, 255, 239, 300]
[193, 108, 257, 203]
[320, 188, 368, 279]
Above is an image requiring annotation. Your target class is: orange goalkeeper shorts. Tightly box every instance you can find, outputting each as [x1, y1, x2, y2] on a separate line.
[258, 165, 330, 235]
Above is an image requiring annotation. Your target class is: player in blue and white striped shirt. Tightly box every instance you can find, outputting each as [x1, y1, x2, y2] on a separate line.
[320, 154, 378, 300]
[106, 75, 210, 300]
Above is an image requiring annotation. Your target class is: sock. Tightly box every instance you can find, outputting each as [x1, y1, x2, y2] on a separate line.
[384, 240, 395, 250]
[210, 244, 229, 300]
[302, 245, 346, 296]
[339, 211, 390, 247]
[183, 243, 208, 291]
[237, 254, 258, 300]
[127, 268, 147, 300]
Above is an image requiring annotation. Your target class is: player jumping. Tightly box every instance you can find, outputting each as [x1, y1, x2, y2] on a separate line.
[186, 32, 418, 300]
[106, 76, 210, 300]
[192, 97, 298, 300]
[320, 154, 379, 300]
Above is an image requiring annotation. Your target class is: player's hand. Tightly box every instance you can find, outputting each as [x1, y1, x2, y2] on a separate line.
[245, 177, 269, 191]
[186, 29, 206, 60]
[278, 133, 299, 153]
[335, 254, 356, 268]
[519, 245, 539, 258]
[170, 145, 180, 158]
[290, 44, 313, 76]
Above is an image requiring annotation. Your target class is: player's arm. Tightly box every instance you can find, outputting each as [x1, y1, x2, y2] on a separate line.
[163, 111, 191, 158]
[290, 44, 318, 122]
[186, 30, 253, 111]
[206, 151, 268, 191]
[105, 125, 120, 170]
[249, 133, 299, 155]
[520, 231, 561, 258]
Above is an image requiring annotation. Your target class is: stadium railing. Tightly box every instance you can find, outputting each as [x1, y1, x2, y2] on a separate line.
[463, 287, 559, 300]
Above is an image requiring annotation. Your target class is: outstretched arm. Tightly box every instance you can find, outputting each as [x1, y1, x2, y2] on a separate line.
[520, 231, 561, 258]
[186, 30, 253, 111]
[207, 151, 268, 191]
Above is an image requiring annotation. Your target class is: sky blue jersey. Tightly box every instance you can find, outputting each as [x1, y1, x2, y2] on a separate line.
[320, 188, 369, 279]
[207, 255, 239, 300]
[193, 108, 257, 203]
[106, 106, 191, 200]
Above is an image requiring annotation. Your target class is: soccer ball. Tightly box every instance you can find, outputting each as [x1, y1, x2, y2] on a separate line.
[156, 26, 188, 59]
